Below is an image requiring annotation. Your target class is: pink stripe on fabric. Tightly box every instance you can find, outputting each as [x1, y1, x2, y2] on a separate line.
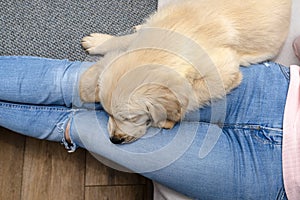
[283, 65, 300, 200]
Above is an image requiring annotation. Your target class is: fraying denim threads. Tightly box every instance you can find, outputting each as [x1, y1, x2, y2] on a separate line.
[57, 120, 77, 153]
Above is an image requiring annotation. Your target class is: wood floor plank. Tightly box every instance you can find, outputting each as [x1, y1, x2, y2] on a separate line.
[0, 128, 25, 200]
[21, 138, 85, 200]
[85, 185, 148, 200]
[85, 152, 146, 186]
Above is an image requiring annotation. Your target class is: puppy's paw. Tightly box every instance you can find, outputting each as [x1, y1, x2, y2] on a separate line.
[159, 120, 177, 129]
[81, 33, 113, 55]
[132, 25, 142, 32]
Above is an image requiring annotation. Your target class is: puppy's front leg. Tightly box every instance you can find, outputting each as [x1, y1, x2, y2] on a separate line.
[82, 32, 138, 55]
[82, 33, 113, 55]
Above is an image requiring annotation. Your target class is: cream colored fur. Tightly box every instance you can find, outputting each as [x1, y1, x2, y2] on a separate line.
[80, 0, 291, 143]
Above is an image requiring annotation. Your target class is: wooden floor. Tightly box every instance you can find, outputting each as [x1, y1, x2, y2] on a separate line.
[0, 128, 153, 200]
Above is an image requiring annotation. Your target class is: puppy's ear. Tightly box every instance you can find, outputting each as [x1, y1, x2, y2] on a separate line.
[79, 63, 103, 102]
[144, 86, 185, 129]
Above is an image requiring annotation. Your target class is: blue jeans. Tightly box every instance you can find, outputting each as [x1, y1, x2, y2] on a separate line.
[0, 56, 289, 200]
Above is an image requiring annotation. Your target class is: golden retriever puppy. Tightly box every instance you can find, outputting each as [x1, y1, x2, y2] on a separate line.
[80, 0, 291, 144]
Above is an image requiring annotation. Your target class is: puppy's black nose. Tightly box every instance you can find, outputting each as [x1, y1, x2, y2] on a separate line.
[110, 137, 125, 144]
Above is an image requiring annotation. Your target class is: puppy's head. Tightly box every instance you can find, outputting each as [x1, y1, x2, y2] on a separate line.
[107, 83, 184, 144]
[94, 51, 193, 144]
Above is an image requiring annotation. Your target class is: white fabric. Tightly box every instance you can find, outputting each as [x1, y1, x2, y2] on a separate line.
[153, 182, 192, 200]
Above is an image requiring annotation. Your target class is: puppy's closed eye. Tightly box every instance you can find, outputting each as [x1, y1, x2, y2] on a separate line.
[119, 113, 150, 126]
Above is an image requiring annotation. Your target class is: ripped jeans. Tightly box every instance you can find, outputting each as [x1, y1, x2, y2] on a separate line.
[0, 56, 289, 200]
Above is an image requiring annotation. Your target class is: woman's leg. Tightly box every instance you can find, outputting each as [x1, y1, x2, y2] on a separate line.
[67, 62, 289, 199]
[0, 100, 80, 152]
[197, 61, 289, 126]
[0, 56, 289, 198]
[0, 56, 94, 108]
[68, 110, 286, 199]
[0, 96, 286, 199]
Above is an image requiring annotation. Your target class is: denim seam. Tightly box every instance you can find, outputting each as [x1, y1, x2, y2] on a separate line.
[189, 122, 283, 145]
[278, 63, 290, 81]
[222, 124, 282, 145]
[0, 102, 70, 111]
[277, 187, 287, 200]
[222, 124, 283, 132]
[184, 121, 283, 132]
